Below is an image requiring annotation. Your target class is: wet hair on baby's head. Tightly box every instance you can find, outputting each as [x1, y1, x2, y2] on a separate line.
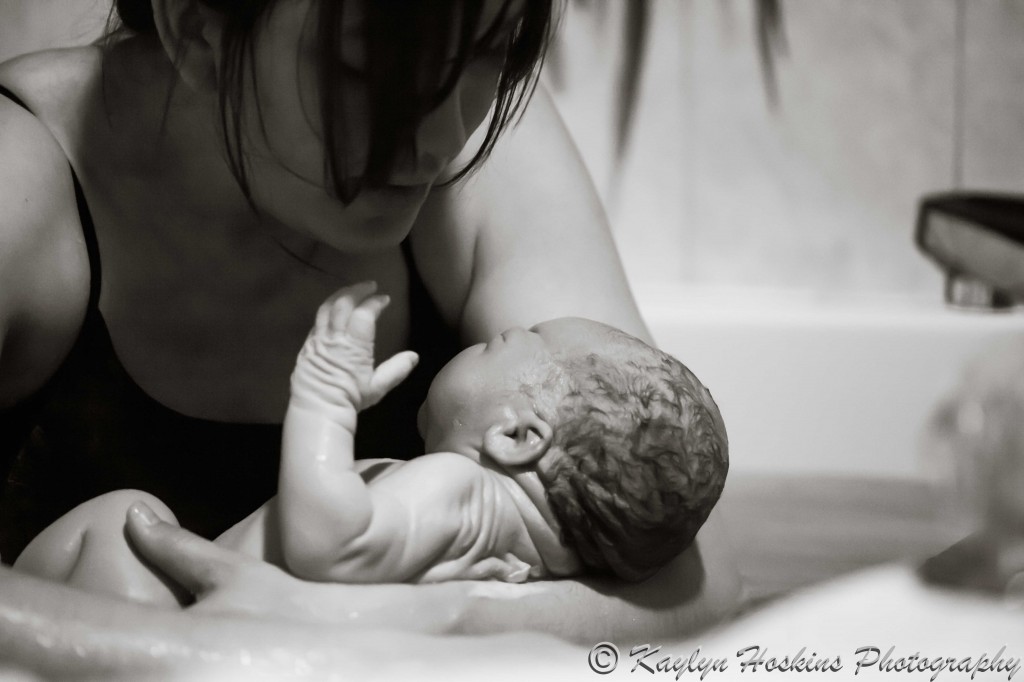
[110, 0, 555, 203]
[538, 337, 729, 583]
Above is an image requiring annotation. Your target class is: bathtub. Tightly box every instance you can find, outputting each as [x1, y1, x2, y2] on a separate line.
[634, 283, 1024, 479]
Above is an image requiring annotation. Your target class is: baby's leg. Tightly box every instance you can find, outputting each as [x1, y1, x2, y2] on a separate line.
[14, 489, 188, 607]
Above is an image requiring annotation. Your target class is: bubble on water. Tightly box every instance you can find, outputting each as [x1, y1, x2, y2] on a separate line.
[468, 581, 547, 600]
[33, 633, 55, 650]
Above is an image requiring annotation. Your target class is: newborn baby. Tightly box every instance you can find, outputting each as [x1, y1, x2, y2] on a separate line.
[15, 283, 728, 603]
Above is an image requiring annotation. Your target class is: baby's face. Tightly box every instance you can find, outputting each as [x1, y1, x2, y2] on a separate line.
[418, 317, 619, 454]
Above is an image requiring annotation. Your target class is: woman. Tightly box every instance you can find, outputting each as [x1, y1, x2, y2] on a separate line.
[0, 0, 741, 644]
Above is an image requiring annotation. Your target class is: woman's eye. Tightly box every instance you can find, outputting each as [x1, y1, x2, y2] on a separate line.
[477, 42, 507, 62]
[441, 41, 503, 69]
[338, 60, 367, 83]
[465, 39, 507, 69]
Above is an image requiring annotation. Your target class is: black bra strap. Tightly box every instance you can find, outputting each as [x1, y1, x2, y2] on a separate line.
[0, 84, 102, 311]
[0, 84, 27, 109]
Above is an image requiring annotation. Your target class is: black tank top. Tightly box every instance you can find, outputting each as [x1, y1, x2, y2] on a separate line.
[0, 85, 461, 563]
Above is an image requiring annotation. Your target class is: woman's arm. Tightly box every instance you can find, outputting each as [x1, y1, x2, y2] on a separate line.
[0, 558, 583, 680]
[0, 94, 89, 411]
[123, 501, 740, 642]
[0, 91, 90, 561]
[411, 86, 649, 344]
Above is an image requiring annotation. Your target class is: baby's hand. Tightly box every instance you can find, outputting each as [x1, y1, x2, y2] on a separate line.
[290, 281, 419, 415]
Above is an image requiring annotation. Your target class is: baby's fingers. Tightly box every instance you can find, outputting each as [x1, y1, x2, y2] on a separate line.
[343, 293, 390, 342]
[317, 281, 378, 334]
[364, 351, 419, 408]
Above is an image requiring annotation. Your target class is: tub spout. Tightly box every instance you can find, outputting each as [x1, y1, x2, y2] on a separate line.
[915, 192, 1024, 310]
[944, 274, 1015, 310]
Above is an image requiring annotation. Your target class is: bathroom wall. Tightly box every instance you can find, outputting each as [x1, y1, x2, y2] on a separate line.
[545, 0, 1024, 295]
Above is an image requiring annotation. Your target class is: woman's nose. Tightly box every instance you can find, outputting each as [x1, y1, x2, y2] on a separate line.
[414, 83, 469, 178]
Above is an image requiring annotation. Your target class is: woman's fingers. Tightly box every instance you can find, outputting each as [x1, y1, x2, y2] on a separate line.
[1007, 571, 1024, 599]
[125, 502, 239, 597]
[918, 530, 1024, 595]
[365, 351, 419, 407]
[995, 536, 1024, 595]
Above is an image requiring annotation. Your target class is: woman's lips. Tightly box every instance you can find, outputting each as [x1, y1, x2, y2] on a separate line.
[382, 183, 431, 198]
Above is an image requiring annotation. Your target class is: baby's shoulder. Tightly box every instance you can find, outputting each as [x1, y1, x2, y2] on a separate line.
[400, 452, 486, 482]
[371, 452, 489, 503]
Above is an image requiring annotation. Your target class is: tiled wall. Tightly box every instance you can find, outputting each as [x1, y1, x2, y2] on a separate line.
[3, 1, 1022, 296]
[963, 2, 1024, 192]
[546, 0, 1024, 295]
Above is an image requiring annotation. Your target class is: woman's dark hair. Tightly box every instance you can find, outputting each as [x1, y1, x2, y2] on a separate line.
[110, 0, 555, 204]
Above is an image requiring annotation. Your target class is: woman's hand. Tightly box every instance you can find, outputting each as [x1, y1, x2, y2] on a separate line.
[919, 529, 1024, 598]
[126, 502, 306, 620]
[126, 502, 468, 632]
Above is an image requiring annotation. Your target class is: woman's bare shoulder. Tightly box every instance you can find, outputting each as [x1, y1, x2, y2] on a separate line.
[0, 46, 102, 106]
[0, 56, 93, 407]
[0, 47, 103, 136]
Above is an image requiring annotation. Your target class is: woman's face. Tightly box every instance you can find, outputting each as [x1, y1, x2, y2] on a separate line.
[233, 0, 517, 253]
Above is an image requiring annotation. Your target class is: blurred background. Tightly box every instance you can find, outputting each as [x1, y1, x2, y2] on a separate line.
[547, 0, 1023, 295]
[2, 1, 1022, 297]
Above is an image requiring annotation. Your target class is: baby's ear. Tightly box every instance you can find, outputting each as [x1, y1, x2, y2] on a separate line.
[482, 408, 553, 467]
[467, 554, 534, 583]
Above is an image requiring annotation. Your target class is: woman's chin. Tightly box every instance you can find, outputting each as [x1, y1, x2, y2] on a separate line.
[333, 185, 431, 250]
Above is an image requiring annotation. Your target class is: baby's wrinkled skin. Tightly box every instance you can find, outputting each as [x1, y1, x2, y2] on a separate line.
[267, 280, 581, 583]
[16, 282, 584, 599]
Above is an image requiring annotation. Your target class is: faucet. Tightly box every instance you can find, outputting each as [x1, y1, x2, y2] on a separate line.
[915, 192, 1024, 310]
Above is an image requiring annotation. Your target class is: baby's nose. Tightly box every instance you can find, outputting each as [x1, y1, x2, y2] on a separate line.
[505, 326, 535, 342]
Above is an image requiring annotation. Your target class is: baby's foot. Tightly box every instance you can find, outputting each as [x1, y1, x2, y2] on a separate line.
[290, 281, 418, 416]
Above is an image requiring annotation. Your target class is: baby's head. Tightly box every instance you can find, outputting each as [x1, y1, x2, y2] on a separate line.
[418, 317, 729, 582]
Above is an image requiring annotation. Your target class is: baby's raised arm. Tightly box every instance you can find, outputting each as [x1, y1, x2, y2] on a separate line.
[278, 282, 418, 580]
